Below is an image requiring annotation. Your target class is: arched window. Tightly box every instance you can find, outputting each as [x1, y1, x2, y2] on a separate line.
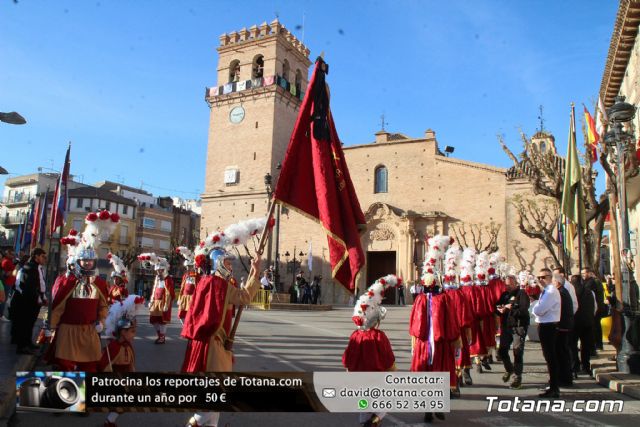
[282, 59, 290, 82]
[374, 166, 388, 193]
[229, 60, 240, 83]
[540, 141, 546, 152]
[295, 69, 302, 93]
[252, 55, 264, 78]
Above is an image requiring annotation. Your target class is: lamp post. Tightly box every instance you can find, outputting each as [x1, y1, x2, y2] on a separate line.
[605, 95, 640, 374]
[264, 172, 273, 271]
[284, 249, 305, 288]
[272, 163, 282, 292]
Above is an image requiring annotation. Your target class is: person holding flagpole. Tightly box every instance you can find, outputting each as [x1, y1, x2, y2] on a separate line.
[182, 218, 265, 427]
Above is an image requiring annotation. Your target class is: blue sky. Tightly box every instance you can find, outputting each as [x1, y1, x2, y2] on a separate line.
[0, 1, 617, 197]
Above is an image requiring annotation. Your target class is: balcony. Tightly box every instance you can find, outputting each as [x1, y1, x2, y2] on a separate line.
[205, 75, 304, 102]
[2, 194, 35, 206]
[0, 214, 27, 226]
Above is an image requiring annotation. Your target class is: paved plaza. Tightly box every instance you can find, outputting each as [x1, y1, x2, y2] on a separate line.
[3, 305, 639, 427]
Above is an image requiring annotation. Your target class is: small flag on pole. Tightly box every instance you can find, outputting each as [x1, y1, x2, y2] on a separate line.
[596, 96, 608, 138]
[50, 145, 71, 235]
[38, 188, 49, 245]
[30, 197, 42, 249]
[584, 106, 599, 163]
[561, 104, 587, 256]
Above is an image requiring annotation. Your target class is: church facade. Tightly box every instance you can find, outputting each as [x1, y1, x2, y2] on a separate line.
[201, 20, 554, 303]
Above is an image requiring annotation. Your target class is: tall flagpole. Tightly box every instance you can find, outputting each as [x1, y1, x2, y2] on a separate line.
[571, 103, 583, 273]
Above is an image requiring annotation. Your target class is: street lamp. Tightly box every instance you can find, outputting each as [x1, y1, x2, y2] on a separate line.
[0, 111, 26, 125]
[284, 249, 305, 288]
[271, 163, 283, 292]
[605, 95, 640, 374]
[264, 172, 273, 269]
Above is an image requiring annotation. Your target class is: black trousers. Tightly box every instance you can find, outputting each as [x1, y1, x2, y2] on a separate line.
[9, 294, 39, 349]
[593, 315, 604, 350]
[555, 329, 573, 384]
[538, 323, 559, 392]
[572, 321, 595, 371]
[499, 326, 528, 376]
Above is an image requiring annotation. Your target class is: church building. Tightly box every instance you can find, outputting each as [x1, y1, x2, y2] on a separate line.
[201, 20, 554, 303]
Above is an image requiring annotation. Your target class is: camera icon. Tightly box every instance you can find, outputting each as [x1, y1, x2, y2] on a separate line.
[322, 388, 336, 398]
[19, 376, 81, 409]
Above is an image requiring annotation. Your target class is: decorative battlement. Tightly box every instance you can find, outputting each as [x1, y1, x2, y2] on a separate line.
[218, 18, 310, 58]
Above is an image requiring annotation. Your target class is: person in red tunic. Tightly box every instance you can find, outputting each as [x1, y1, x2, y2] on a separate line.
[99, 294, 144, 427]
[139, 253, 174, 344]
[343, 274, 398, 427]
[410, 235, 461, 423]
[488, 252, 507, 363]
[183, 217, 266, 427]
[477, 251, 498, 372]
[38, 230, 81, 346]
[107, 253, 129, 305]
[442, 245, 473, 398]
[45, 210, 118, 371]
[176, 246, 199, 320]
[458, 247, 478, 386]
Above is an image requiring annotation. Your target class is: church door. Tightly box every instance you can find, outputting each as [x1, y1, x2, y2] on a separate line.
[366, 251, 397, 304]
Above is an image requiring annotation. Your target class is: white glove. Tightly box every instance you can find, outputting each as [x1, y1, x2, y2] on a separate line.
[95, 322, 104, 333]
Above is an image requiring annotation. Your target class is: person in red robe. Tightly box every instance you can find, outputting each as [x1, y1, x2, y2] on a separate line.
[183, 217, 266, 427]
[470, 251, 494, 373]
[140, 253, 174, 344]
[442, 246, 473, 397]
[411, 235, 461, 423]
[176, 246, 199, 320]
[45, 211, 118, 371]
[107, 253, 129, 305]
[343, 274, 398, 427]
[457, 247, 478, 386]
[99, 294, 143, 427]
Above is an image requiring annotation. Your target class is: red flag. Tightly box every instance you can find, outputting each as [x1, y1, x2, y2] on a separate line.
[274, 58, 366, 293]
[50, 145, 71, 235]
[31, 197, 42, 249]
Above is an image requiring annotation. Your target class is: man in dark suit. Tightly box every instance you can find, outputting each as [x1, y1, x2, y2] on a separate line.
[9, 248, 47, 354]
[572, 274, 595, 376]
[582, 267, 605, 352]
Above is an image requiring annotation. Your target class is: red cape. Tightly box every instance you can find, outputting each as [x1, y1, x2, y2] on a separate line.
[342, 329, 395, 371]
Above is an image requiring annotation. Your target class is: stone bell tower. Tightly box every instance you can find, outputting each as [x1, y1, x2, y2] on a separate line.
[201, 19, 311, 234]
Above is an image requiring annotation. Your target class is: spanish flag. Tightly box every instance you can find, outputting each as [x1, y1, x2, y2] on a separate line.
[584, 106, 599, 163]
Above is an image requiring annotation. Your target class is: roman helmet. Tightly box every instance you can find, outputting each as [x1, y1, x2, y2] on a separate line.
[200, 217, 269, 279]
[74, 210, 120, 277]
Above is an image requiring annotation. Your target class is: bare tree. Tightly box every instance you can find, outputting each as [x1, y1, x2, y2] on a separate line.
[449, 221, 502, 253]
[510, 193, 561, 267]
[118, 246, 139, 268]
[499, 127, 609, 272]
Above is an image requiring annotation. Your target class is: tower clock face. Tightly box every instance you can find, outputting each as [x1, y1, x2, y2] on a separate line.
[229, 106, 245, 124]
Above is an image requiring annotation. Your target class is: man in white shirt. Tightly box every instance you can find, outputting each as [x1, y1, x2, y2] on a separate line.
[532, 268, 561, 398]
[410, 283, 418, 300]
[554, 267, 578, 314]
[260, 270, 273, 291]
